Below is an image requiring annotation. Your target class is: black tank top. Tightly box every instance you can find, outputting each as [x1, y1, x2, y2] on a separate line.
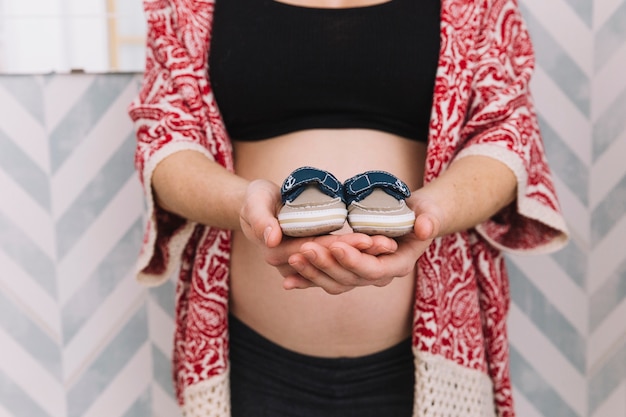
[208, 0, 441, 142]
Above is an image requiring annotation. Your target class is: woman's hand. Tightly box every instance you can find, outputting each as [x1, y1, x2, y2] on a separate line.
[239, 180, 398, 280]
[283, 193, 443, 294]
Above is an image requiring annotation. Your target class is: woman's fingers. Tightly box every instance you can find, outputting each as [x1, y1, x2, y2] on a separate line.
[284, 269, 355, 294]
[282, 274, 317, 290]
[362, 235, 398, 255]
[413, 212, 439, 241]
[239, 179, 283, 247]
[328, 235, 431, 283]
[288, 247, 359, 293]
[328, 242, 399, 283]
[292, 241, 393, 289]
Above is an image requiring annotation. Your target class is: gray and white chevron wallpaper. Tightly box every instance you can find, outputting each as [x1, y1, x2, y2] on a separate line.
[0, 1, 624, 416]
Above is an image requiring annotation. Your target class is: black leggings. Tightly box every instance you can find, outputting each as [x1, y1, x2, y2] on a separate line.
[229, 314, 415, 417]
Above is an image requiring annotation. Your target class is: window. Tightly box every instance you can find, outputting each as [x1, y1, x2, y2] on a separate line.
[0, 0, 146, 73]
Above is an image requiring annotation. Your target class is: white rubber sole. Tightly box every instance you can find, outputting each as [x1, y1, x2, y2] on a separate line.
[278, 208, 347, 237]
[348, 212, 416, 237]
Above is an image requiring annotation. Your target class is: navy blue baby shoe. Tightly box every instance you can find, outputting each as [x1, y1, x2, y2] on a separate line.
[343, 171, 415, 237]
[278, 167, 348, 237]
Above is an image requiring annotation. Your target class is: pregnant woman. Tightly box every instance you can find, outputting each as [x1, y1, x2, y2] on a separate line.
[128, 0, 569, 415]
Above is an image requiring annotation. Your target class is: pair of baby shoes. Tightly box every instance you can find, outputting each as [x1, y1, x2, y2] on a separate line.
[278, 166, 415, 238]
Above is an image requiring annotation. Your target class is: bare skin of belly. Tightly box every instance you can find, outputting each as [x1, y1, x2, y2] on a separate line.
[229, 128, 427, 357]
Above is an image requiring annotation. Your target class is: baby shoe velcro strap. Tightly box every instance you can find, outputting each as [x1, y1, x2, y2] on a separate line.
[281, 166, 343, 204]
[343, 171, 411, 204]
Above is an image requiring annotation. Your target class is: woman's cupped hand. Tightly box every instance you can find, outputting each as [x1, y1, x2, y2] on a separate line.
[239, 179, 441, 294]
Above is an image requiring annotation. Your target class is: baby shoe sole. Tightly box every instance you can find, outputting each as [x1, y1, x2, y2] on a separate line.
[278, 208, 347, 237]
[348, 212, 415, 237]
[347, 188, 415, 237]
[279, 185, 347, 237]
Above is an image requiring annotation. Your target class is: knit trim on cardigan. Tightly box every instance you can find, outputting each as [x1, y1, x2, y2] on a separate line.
[182, 370, 230, 417]
[414, 350, 497, 417]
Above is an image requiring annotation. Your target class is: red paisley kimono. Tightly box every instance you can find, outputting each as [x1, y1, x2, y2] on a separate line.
[128, 0, 569, 415]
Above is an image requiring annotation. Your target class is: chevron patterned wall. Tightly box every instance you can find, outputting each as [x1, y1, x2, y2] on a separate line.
[507, 1, 626, 416]
[0, 1, 624, 416]
[0, 74, 179, 417]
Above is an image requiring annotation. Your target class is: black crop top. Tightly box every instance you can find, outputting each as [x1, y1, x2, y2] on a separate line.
[208, 0, 440, 142]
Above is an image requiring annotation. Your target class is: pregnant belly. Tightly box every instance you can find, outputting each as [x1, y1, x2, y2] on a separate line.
[229, 128, 426, 357]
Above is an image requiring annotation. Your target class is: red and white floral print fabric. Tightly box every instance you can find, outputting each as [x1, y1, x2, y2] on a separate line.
[128, 0, 569, 416]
